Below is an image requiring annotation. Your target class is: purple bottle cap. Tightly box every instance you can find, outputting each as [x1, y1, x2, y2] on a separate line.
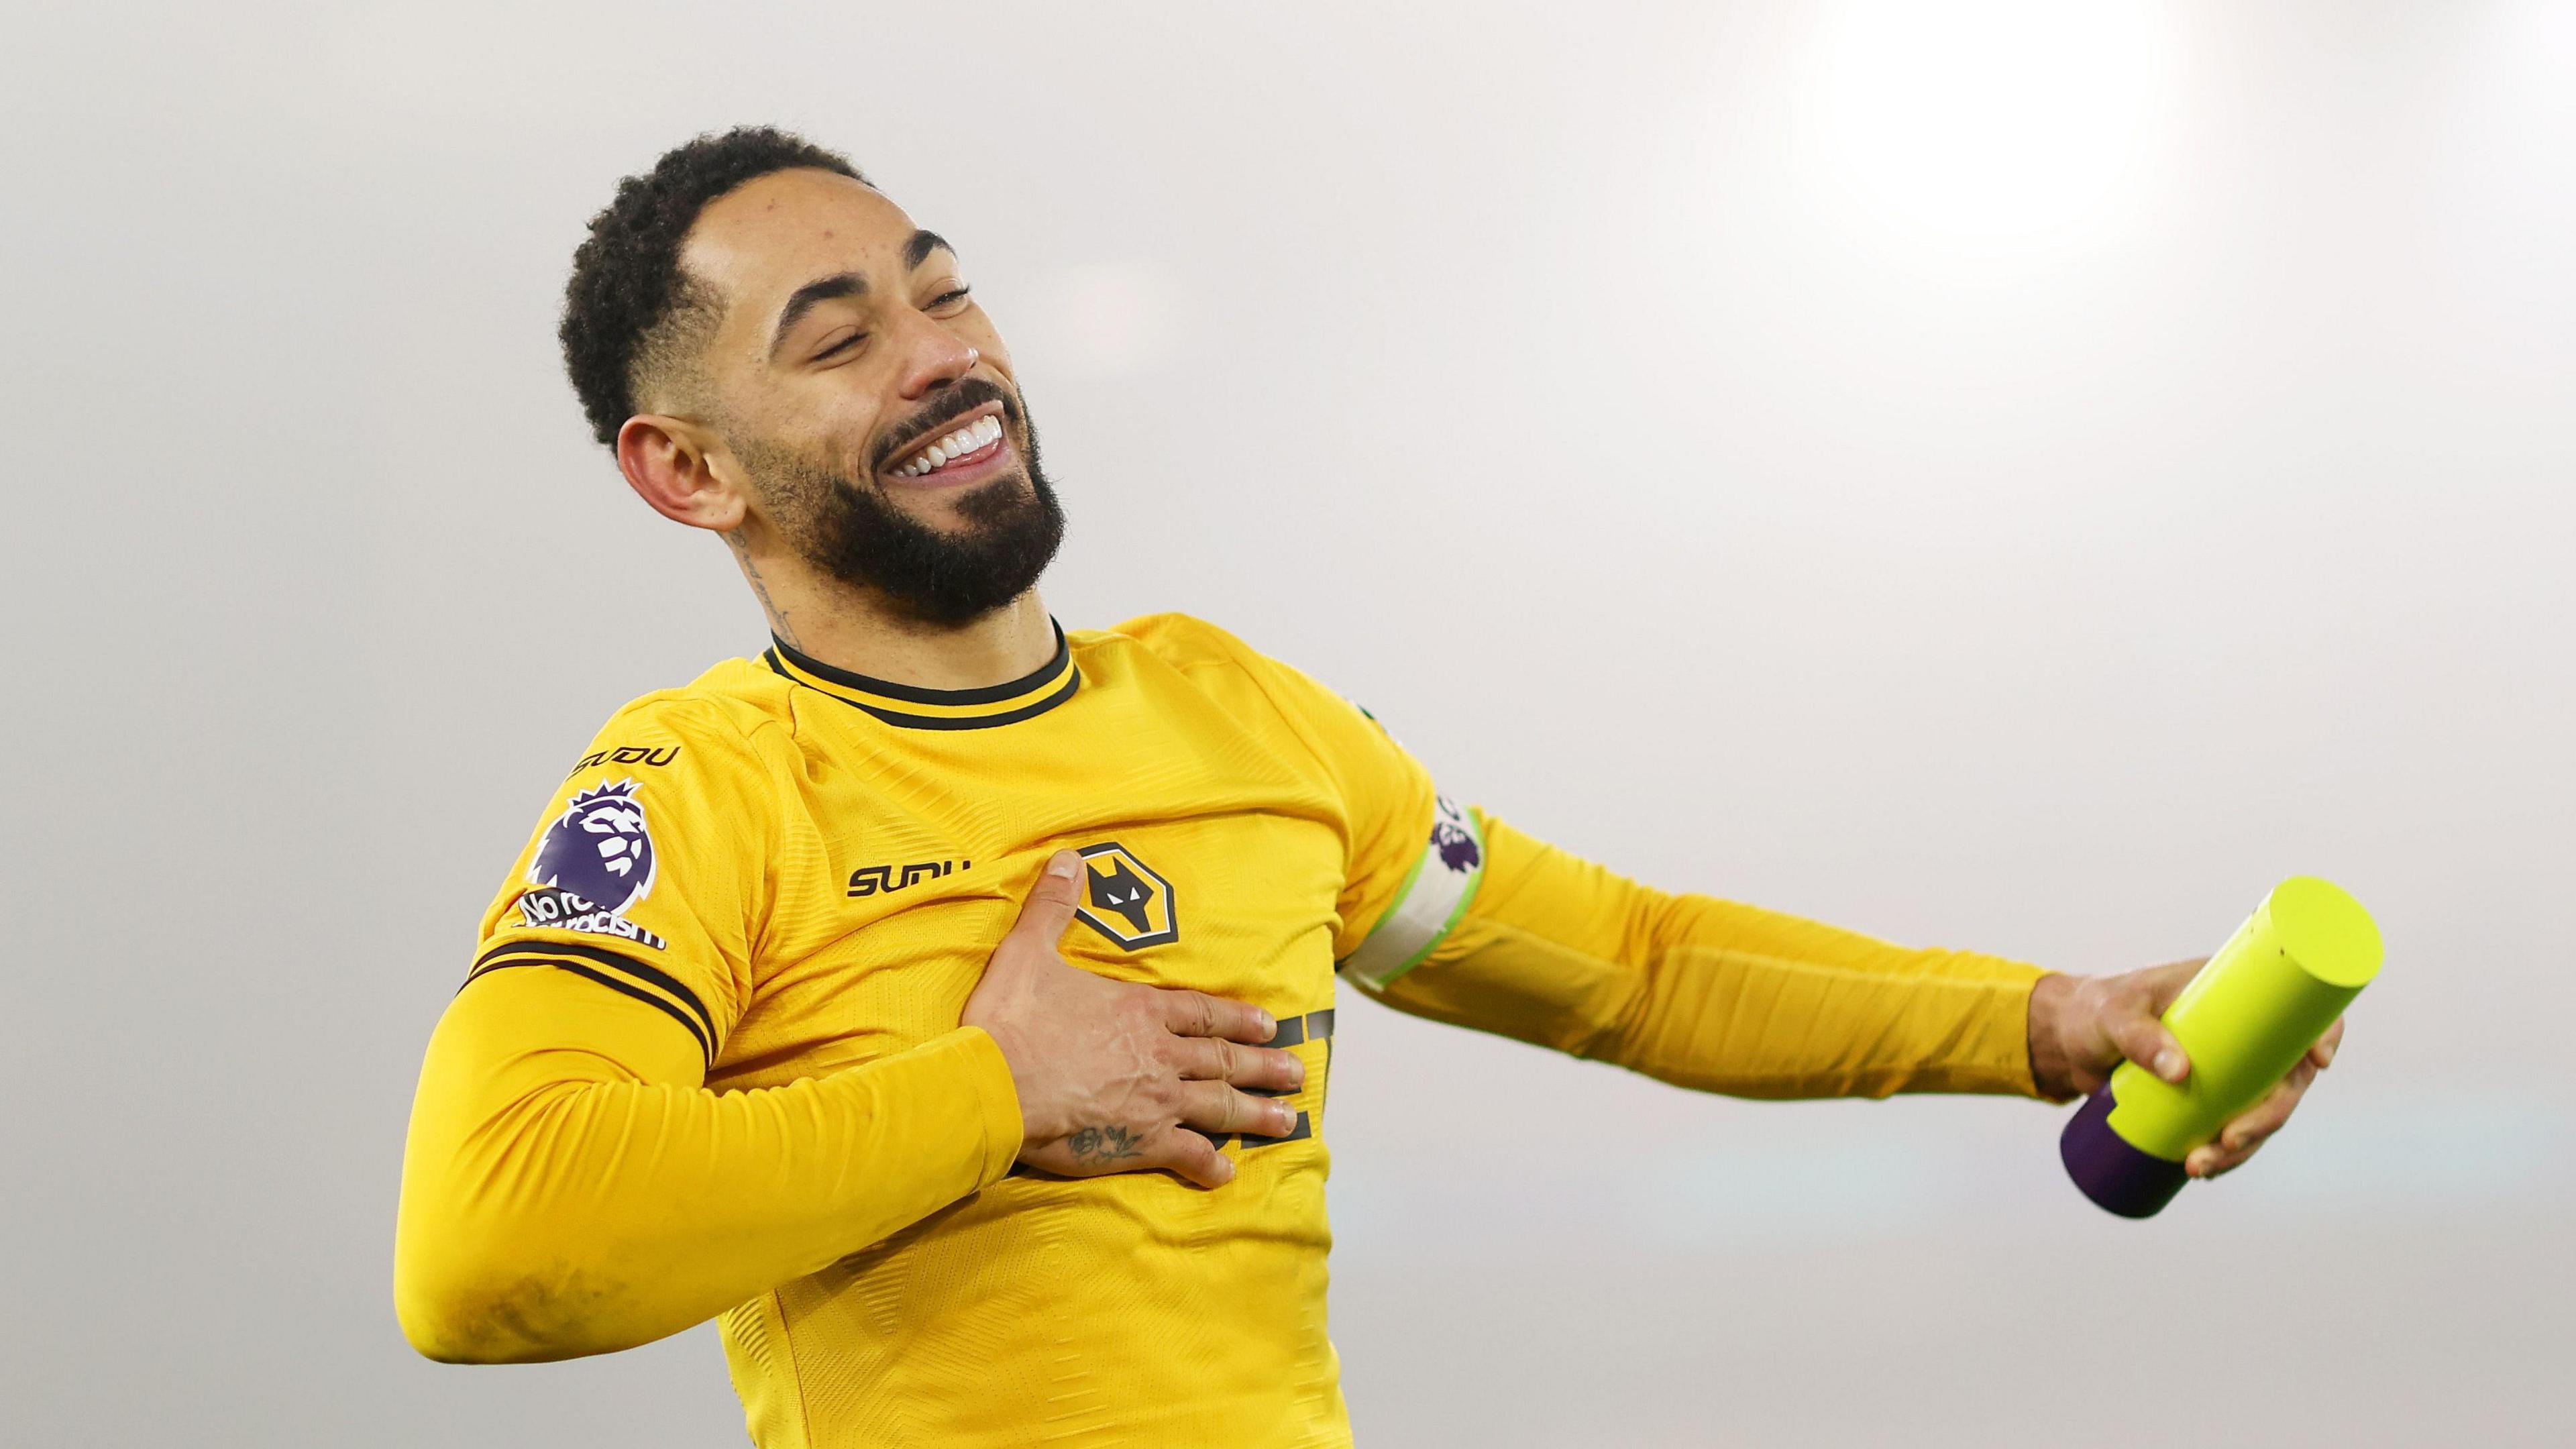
[2060, 1084, 2189, 1219]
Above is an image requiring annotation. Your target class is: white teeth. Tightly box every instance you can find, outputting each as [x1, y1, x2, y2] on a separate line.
[892, 414, 1004, 477]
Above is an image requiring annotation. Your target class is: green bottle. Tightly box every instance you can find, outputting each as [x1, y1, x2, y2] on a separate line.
[2060, 876, 2381, 1218]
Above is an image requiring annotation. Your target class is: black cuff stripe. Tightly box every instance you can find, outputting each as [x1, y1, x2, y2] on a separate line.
[463, 959, 714, 1067]
[552, 963, 715, 1066]
[472, 939, 718, 1044]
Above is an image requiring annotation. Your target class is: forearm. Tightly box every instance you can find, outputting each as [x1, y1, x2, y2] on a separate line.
[1362, 812, 2048, 1098]
[394, 967, 1020, 1362]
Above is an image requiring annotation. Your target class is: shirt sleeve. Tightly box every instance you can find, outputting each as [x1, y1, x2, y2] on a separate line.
[1354, 810, 2051, 1099]
[1167, 621, 2049, 1100]
[394, 695, 1025, 1363]
[394, 967, 1023, 1363]
[1201, 641, 1444, 963]
[462, 696, 775, 1067]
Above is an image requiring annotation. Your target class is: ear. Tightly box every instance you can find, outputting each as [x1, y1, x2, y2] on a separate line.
[616, 415, 749, 533]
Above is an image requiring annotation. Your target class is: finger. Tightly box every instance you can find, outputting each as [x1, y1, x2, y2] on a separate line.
[2216, 1060, 2318, 1154]
[1006, 851, 1085, 945]
[1027, 1127, 1239, 1187]
[2192, 1129, 2273, 1179]
[2191, 1063, 2321, 1177]
[1230, 1045, 1305, 1093]
[1177, 1079, 1299, 1140]
[2108, 1011, 2190, 1085]
[1160, 989, 1276, 1045]
[1170, 1038, 1305, 1092]
[1148, 1127, 1235, 1189]
[1170, 1035, 1238, 1083]
[2308, 1016, 2346, 1070]
[2186, 1142, 2245, 1178]
[1021, 1124, 1154, 1180]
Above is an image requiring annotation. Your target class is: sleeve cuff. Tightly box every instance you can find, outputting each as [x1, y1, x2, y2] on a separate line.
[941, 1026, 1026, 1184]
[1971, 964, 2051, 1098]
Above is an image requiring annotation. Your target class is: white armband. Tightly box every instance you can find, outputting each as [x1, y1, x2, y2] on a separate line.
[1340, 794, 1486, 988]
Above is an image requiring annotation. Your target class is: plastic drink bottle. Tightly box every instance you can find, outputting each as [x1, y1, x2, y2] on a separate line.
[2060, 876, 2381, 1218]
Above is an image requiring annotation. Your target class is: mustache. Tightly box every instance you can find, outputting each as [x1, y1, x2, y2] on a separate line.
[869, 376, 1021, 474]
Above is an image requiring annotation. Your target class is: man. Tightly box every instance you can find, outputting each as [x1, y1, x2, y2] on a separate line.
[394, 128, 2342, 1446]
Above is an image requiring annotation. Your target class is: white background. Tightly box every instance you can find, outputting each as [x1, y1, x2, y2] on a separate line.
[3, 2, 2569, 1444]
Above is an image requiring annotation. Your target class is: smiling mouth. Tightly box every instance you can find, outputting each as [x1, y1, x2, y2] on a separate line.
[885, 410, 1007, 480]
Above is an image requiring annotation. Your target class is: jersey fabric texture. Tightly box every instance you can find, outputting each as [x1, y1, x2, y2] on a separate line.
[395, 614, 2050, 1448]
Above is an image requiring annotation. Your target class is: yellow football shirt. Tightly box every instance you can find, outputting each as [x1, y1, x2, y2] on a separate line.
[454, 614, 1432, 1445]
[397, 611, 2048, 1448]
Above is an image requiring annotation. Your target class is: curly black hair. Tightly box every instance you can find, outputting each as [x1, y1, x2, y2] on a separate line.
[559, 127, 867, 447]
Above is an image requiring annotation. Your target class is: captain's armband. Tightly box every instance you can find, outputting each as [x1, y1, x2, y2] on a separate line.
[1339, 795, 1486, 988]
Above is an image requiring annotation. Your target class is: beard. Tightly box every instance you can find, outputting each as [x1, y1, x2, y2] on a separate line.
[735, 378, 1066, 629]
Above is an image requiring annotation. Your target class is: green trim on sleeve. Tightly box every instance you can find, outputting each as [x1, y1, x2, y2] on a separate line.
[1339, 796, 1485, 988]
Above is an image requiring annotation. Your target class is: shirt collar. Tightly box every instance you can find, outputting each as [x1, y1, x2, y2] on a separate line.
[763, 622, 1080, 731]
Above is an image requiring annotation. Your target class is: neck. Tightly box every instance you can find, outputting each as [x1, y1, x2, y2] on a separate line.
[726, 533, 1057, 692]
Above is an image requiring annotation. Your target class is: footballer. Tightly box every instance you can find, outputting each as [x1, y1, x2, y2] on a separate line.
[394, 128, 2345, 1446]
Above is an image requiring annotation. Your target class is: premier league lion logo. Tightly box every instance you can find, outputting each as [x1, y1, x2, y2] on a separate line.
[1430, 795, 1482, 874]
[531, 779, 658, 916]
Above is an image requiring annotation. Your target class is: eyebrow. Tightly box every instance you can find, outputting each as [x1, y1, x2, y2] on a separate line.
[904, 229, 955, 270]
[769, 272, 866, 358]
[765, 233, 963, 360]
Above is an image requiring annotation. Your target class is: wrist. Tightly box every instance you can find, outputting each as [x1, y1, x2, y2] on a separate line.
[973, 1024, 1060, 1150]
[930, 1025, 1034, 1187]
[2025, 972, 2081, 1102]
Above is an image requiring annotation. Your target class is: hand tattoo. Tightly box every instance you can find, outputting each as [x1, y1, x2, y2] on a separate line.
[1065, 1125, 1146, 1166]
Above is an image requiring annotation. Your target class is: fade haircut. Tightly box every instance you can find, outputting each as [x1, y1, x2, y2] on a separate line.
[559, 127, 866, 447]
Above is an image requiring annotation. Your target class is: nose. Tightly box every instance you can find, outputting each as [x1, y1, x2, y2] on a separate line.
[891, 312, 981, 401]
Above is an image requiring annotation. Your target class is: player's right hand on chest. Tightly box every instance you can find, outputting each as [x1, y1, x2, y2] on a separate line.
[962, 850, 1304, 1188]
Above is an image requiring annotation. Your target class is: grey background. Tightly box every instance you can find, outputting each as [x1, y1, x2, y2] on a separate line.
[4, 1, 2569, 1444]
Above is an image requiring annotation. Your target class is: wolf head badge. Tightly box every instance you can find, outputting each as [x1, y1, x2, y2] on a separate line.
[1071, 842, 1177, 950]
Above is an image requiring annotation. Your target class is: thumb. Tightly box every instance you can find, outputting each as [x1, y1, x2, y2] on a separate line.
[1007, 850, 1085, 947]
[2111, 1010, 2191, 1086]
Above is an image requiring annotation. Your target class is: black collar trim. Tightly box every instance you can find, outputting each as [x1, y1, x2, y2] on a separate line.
[763, 623, 1080, 731]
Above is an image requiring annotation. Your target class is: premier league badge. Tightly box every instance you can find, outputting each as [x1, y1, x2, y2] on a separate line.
[519, 779, 668, 949]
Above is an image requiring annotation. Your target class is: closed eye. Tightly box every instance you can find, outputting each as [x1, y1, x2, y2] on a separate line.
[928, 286, 971, 313]
[814, 331, 866, 362]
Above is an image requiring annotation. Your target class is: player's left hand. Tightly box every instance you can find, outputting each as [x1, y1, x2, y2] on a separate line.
[2026, 960, 2345, 1180]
